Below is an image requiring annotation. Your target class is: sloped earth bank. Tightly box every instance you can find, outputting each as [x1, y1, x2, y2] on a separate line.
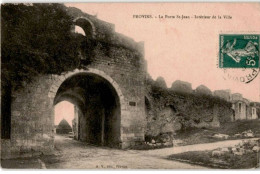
[2, 135, 204, 169]
[143, 138, 259, 169]
[172, 120, 260, 146]
[168, 150, 259, 169]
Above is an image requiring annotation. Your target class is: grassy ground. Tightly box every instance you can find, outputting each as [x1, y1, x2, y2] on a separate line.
[168, 150, 259, 169]
[216, 119, 260, 135]
[174, 119, 260, 146]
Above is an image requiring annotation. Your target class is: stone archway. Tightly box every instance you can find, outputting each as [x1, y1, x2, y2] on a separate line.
[73, 17, 96, 39]
[48, 68, 125, 106]
[48, 68, 126, 147]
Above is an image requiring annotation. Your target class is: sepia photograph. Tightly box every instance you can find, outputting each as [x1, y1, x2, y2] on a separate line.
[1, 2, 260, 170]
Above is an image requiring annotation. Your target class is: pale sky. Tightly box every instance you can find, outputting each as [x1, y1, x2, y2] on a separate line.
[65, 3, 260, 102]
[55, 101, 74, 126]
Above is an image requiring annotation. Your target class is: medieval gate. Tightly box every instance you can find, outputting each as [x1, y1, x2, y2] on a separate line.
[1, 9, 147, 159]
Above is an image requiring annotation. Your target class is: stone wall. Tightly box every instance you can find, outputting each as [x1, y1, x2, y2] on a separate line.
[145, 79, 233, 138]
[195, 85, 212, 95]
[213, 89, 231, 101]
[231, 93, 243, 101]
[251, 106, 258, 119]
[1, 75, 55, 159]
[232, 100, 257, 121]
[171, 80, 193, 94]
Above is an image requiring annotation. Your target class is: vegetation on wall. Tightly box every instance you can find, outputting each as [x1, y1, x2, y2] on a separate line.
[1, 3, 93, 90]
[146, 78, 233, 132]
[149, 79, 231, 107]
[1, 3, 96, 138]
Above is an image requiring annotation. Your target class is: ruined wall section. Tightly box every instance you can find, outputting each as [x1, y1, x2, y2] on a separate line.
[145, 80, 233, 137]
[66, 6, 144, 54]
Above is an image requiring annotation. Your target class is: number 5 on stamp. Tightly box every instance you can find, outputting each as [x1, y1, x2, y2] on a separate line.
[219, 34, 259, 68]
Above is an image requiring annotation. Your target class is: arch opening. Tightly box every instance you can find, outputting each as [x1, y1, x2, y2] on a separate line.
[54, 72, 121, 147]
[145, 96, 154, 120]
[74, 26, 86, 36]
[54, 101, 74, 135]
[73, 18, 95, 39]
[72, 18, 95, 62]
[145, 97, 151, 117]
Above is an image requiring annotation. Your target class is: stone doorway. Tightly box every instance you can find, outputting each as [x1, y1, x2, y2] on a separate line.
[54, 72, 121, 147]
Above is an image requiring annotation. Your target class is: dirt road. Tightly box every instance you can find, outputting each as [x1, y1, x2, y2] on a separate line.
[3, 136, 257, 169]
[40, 135, 206, 169]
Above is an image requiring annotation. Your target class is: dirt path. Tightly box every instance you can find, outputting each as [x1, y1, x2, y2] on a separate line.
[3, 136, 257, 169]
[40, 135, 206, 169]
[141, 138, 259, 158]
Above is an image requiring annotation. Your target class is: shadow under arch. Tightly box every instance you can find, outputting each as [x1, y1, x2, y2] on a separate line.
[145, 96, 154, 118]
[51, 69, 124, 147]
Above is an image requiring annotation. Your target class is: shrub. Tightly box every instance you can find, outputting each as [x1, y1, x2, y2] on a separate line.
[1, 3, 91, 90]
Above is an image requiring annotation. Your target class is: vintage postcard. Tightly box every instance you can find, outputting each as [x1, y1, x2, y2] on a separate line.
[1, 2, 260, 170]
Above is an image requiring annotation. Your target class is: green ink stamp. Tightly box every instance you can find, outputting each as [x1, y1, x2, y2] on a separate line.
[219, 34, 259, 68]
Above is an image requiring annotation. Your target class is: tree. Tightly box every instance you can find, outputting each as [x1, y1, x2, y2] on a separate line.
[1, 3, 86, 90]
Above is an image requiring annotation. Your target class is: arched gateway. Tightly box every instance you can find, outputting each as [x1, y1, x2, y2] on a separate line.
[50, 68, 126, 147]
[1, 7, 146, 159]
[49, 68, 125, 108]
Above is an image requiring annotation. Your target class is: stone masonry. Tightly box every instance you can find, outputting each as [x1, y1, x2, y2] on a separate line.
[1, 6, 146, 159]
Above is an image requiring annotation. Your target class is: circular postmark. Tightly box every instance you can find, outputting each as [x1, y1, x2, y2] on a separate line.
[222, 68, 259, 84]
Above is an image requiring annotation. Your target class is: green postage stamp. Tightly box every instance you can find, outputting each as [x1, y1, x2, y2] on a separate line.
[219, 34, 259, 68]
